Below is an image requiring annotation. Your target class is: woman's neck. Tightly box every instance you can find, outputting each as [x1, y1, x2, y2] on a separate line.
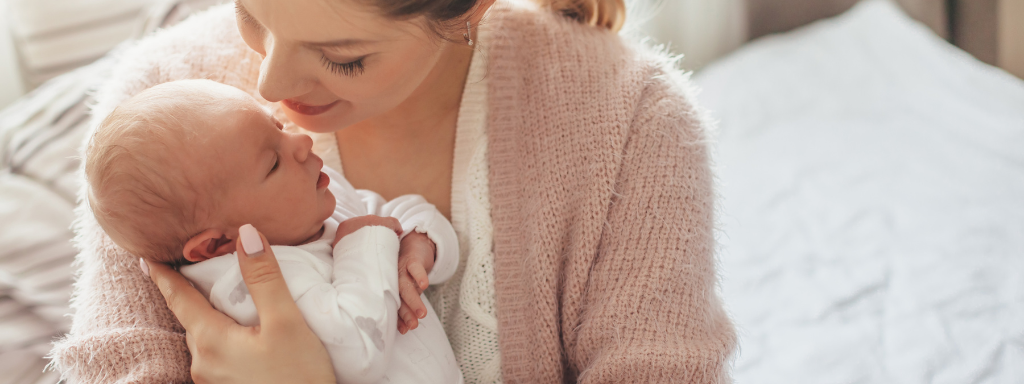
[332, 41, 473, 218]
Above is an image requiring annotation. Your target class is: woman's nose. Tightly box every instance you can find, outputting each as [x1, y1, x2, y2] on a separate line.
[258, 40, 314, 103]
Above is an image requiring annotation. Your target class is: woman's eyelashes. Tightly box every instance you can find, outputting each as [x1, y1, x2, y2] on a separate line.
[320, 54, 365, 77]
[235, 7, 264, 37]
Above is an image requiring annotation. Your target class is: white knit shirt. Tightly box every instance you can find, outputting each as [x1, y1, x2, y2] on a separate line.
[424, 22, 502, 384]
[312, 22, 500, 383]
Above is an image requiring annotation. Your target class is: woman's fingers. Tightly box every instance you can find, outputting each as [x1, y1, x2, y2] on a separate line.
[236, 224, 306, 329]
[145, 258, 235, 333]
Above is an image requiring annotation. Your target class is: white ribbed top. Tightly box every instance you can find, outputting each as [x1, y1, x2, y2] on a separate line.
[313, 21, 500, 383]
[424, 20, 501, 383]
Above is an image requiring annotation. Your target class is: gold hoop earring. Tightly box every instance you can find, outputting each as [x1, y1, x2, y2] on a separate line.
[464, 21, 474, 46]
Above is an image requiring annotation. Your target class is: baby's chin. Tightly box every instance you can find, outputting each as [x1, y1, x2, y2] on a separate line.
[319, 189, 337, 222]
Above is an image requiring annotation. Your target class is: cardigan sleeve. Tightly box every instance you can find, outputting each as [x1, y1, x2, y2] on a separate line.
[49, 222, 192, 384]
[570, 79, 736, 383]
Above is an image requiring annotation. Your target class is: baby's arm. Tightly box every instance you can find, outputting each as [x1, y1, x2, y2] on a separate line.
[355, 191, 460, 332]
[188, 228, 405, 384]
[290, 226, 403, 384]
[184, 228, 403, 384]
[356, 191, 459, 284]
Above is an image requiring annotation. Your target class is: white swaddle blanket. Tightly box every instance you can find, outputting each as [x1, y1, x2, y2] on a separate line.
[181, 167, 464, 384]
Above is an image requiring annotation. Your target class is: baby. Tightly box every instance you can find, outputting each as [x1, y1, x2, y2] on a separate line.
[85, 79, 462, 384]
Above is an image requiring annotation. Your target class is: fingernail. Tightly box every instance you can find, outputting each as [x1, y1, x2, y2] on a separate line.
[418, 309, 426, 319]
[239, 224, 264, 257]
[139, 258, 150, 277]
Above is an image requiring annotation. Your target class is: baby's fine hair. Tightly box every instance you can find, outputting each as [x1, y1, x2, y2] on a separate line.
[85, 81, 213, 265]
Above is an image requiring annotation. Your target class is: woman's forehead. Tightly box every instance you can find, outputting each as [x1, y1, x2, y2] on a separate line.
[237, 0, 412, 44]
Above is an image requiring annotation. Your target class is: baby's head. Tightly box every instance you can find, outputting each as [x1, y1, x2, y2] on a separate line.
[86, 80, 336, 265]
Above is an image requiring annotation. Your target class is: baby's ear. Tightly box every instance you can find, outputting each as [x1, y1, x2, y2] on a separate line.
[183, 229, 237, 262]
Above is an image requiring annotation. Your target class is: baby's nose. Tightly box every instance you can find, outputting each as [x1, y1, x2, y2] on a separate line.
[294, 133, 314, 162]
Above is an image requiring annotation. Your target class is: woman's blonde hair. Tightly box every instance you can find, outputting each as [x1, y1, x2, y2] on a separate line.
[544, 0, 626, 32]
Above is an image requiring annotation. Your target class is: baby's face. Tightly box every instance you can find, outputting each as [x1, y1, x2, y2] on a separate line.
[182, 88, 336, 246]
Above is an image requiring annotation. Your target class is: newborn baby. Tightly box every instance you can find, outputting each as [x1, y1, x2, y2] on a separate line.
[85, 79, 463, 384]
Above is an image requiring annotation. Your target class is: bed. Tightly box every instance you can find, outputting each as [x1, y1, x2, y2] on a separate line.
[0, 3, 223, 384]
[0, 0, 1021, 383]
[697, 0, 1024, 382]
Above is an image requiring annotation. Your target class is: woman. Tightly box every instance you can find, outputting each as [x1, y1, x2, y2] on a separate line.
[51, 0, 735, 382]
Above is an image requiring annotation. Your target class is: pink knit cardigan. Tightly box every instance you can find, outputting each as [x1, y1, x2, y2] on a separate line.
[50, 3, 735, 383]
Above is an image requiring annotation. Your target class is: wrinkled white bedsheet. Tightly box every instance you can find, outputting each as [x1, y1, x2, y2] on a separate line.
[0, 57, 113, 384]
[695, 1, 1024, 383]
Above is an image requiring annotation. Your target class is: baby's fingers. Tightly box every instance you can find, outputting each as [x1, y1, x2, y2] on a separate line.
[398, 303, 418, 334]
[407, 261, 429, 291]
[398, 275, 427, 320]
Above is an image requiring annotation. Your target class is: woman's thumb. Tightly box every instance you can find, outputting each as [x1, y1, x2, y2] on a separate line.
[236, 224, 303, 327]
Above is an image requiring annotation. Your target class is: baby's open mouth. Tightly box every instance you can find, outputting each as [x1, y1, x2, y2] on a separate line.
[316, 171, 330, 190]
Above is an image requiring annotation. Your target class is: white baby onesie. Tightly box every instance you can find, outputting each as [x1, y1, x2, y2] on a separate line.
[180, 167, 464, 384]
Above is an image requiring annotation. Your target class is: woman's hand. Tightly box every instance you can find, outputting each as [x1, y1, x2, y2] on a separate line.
[396, 231, 435, 334]
[143, 224, 336, 384]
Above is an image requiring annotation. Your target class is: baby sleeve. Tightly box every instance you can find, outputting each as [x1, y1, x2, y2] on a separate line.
[356, 190, 460, 285]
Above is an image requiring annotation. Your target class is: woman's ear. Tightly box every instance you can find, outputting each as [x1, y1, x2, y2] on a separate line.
[472, 0, 496, 20]
[182, 229, 237, 262]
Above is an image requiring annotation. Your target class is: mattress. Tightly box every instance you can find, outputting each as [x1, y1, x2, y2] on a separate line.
[694, 1, 1024, 382]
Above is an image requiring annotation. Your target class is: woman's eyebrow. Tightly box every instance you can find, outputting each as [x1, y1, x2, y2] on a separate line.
[307, 39, 377, 49]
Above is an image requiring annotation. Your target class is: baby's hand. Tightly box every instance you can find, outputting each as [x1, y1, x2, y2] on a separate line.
[332, 215, 403, 247]
[396, 232, 436, 334]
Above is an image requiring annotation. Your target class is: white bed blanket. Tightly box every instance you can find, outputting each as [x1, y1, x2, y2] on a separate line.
[0, 57, 114, 384]
[695, 1, 1024, 383]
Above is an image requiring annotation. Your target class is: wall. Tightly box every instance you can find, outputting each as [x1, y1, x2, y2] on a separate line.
[999, 0, 1024, 79]
[645, 0, 748, 71]
[0, 0, 25, 109]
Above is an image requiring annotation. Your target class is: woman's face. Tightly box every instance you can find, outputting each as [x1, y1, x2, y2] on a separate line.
[236, 0, 451, 133]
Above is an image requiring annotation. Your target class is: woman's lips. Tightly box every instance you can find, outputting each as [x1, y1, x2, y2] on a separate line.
[316, 171, 330, 190]
[281, 99, 339, 116]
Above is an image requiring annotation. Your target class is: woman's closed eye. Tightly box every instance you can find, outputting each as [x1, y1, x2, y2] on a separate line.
[320, 55, 365, 77]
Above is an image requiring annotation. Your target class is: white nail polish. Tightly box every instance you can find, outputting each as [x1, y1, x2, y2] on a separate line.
[239, 224, 264, 256]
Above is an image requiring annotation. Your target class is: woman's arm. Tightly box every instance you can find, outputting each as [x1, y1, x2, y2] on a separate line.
[49, 213, 192, 383]
[570, 79, 736, 383]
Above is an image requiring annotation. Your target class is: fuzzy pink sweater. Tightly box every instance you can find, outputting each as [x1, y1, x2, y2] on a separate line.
[50, 3, 735, 383]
